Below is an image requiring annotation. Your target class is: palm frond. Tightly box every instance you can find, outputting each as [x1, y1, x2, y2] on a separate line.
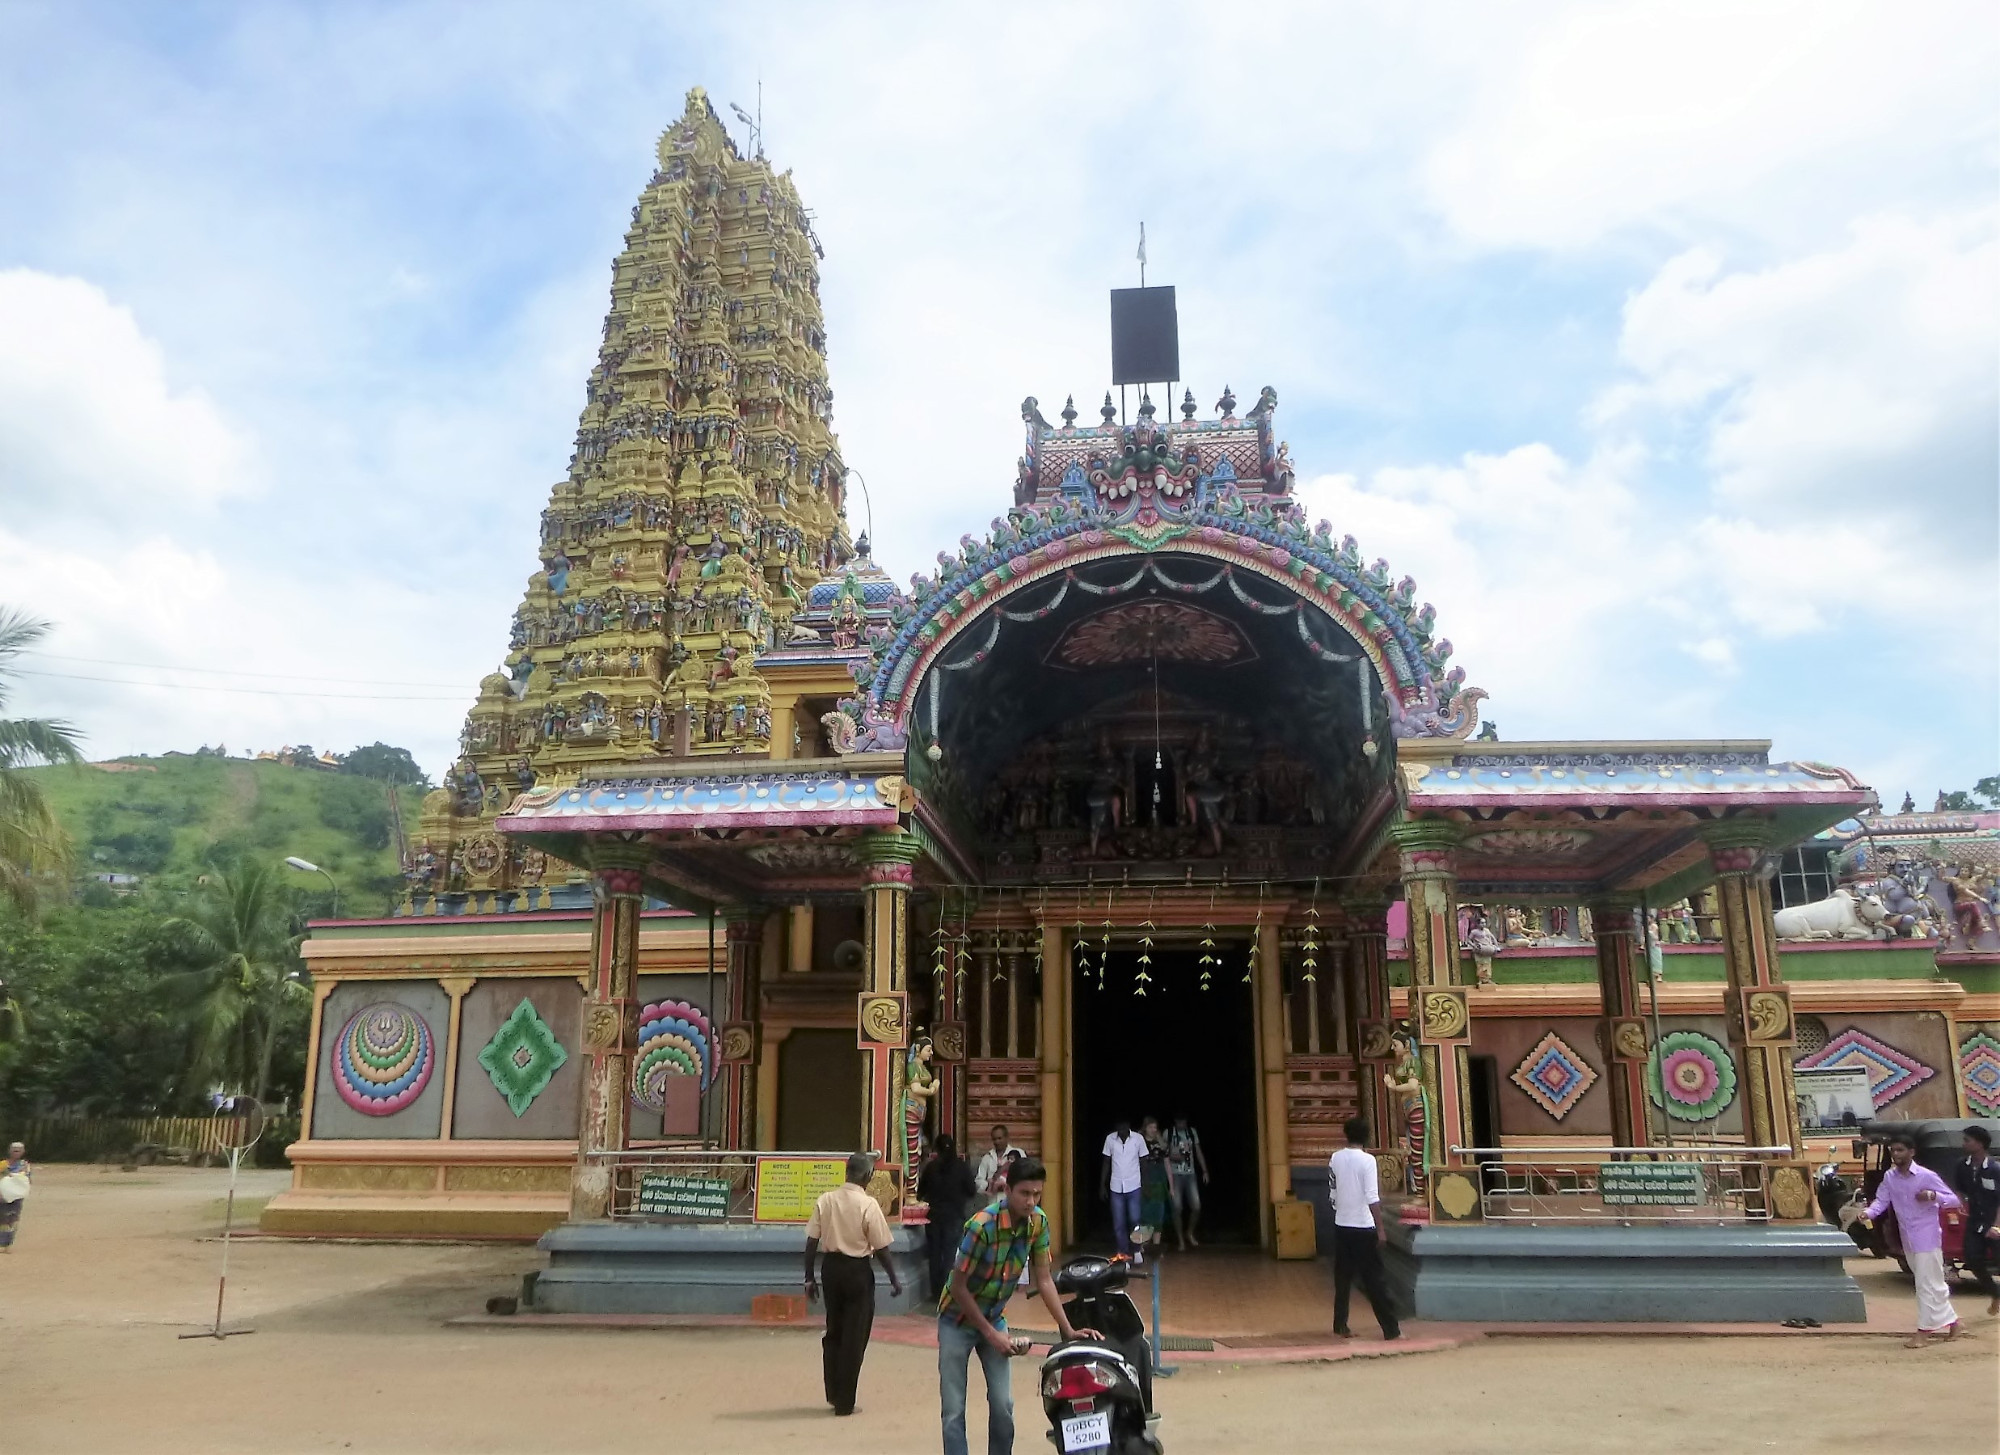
[0, 716, 85, 769]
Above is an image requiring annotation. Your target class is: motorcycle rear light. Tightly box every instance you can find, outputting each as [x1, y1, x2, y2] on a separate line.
[1047, 1363, 1115, 1400]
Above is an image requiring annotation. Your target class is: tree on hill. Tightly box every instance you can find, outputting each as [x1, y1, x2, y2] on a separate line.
[159, 862, 309, 1104]
[1934, 776, 2000, 811]
[339, 742, 430, 788]
[0, 609, 84, 915]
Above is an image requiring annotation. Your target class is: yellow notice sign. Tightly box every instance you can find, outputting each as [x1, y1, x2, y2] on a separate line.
[753, 1157, 848, 1224]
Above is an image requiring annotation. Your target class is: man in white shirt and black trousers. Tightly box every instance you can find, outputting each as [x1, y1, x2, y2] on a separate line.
[1326, 1116, 1401, 1341]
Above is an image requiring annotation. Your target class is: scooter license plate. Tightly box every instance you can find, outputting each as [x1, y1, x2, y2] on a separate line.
[1060, 1411, 1111, 1452]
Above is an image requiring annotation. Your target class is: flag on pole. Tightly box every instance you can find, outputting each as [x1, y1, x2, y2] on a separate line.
[1137, 222, 1147, 267]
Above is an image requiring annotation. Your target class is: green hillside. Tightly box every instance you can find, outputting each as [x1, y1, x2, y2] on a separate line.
[29, 754, 425, 917]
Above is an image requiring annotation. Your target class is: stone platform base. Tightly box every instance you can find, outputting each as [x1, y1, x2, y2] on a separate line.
[257, 1139, 573, 1240]
[529, 1222, 928, 1316]
[1383, 1222, 1866, 1323]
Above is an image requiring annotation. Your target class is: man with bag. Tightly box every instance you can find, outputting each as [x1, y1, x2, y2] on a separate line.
[1, 1140, 31, 1251]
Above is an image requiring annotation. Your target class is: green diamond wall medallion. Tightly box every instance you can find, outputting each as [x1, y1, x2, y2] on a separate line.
[478, 999, 569, 1116]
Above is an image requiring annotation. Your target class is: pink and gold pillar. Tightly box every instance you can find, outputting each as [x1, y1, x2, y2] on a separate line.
[857, 832, 918, 1170]
[1391, 819, 1474, 1202]
[572, 860, 644, 1219]
[717, 907, 764, 1150]
[1703, 823, 1803, 1154]
[1344, 896, 1395, 1150]
[1587, 893, 1651, 1148]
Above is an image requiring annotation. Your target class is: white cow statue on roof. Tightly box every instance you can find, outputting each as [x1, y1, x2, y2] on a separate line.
[1772, 888, 1890, 941]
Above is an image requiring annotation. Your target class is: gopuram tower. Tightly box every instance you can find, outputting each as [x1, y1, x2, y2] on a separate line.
[413, 88, 851, 909]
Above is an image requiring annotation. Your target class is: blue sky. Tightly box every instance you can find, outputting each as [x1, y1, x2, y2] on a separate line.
[0, 1, 1993, 802]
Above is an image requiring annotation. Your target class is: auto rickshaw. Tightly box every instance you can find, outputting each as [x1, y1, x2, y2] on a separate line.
[1837, 1118, 2000, 1278]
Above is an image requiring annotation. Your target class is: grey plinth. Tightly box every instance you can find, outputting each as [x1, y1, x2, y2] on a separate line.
[1382, 1221, 1866, 1323]
[529, 1221, 929, 1316]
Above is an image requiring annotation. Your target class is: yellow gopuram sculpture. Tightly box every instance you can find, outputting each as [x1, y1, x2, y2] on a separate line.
[410, 88, 849, 910]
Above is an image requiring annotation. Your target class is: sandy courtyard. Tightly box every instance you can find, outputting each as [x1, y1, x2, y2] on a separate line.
[1, 1165, 1994, 1454]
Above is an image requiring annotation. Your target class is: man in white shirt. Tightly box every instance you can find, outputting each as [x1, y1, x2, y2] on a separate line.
[973, 1124, 1023, 1201]
[1100, 1118, 1146, 1258]
[1327, 1116, 1400, 1340]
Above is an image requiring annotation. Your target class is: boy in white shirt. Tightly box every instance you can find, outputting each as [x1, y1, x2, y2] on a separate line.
[1327, 1116, 1401, 1340]
[1100, 1118, 1146, 1258]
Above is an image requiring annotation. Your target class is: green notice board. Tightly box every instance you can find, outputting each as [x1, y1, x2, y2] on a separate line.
[637, 1173, 732, 1220]
[1599, 1162, 1706, 1207]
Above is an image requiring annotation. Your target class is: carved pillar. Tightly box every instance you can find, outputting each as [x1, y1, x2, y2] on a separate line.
[1254, 917, 1289, 1248]
[719, 906, 764, 1151]
[573, 862, 644, 1219]
[437, 975, 476, 1142]
[1392, 820, 1473, 1184]
[1038, 918, 1068, 1256]
[1346, 897, 1394, 1151]
[1704, 823, 1802, 1154]
[857, 832, 918, 1166]
[1587, 895, 1650, 1148]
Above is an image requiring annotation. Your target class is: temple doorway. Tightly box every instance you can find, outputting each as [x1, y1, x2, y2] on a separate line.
[1070, 947, 1260, 1246]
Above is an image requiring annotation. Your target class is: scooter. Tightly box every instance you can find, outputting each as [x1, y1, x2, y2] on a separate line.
[1814, 1157, 1853, 1233]
[1038, 1254, 1162, 1455]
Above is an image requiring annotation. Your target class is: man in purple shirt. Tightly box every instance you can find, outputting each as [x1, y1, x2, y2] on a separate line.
[1862, 1131, 1964, 1346]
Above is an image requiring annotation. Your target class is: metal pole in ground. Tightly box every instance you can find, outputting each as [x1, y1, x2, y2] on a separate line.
[1149, 1256, 1176, 1378]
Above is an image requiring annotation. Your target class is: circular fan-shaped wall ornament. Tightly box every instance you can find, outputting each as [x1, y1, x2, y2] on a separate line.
[333, 1002, 435, 1116]
[1646, 1029, 1738, 1122]
[630, 999, 715, 1110]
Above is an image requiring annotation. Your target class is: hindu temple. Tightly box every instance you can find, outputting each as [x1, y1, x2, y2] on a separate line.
[263, 90, 2000, 1322]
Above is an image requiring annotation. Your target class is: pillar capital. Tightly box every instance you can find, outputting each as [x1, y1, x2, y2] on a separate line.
[1701, 819, 1774, 873]
[1340, 893, 1393, 932]
[1585, 894, 1642, 933]
[1389, 817, 1460, 878]
[720, 903, 766, 939]
[856, 829, 921, 887]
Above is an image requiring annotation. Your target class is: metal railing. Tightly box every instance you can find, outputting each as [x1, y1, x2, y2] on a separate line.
[1447, 1145, 1795, 1225]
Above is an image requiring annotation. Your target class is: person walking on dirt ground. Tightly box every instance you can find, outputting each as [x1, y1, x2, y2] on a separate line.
[0, 1142, 29, 1251]
[1952, 1124, 2000, 1317]
[939, 1157, 1097, 1455]
[0, 1135, 29, 1247]
[1165, 1114, 1209, 1250]
[1861, 1130, 1963, 1346]
[804, 1152, 903, 1416]
[1327, 1117, 1401, 1342]
[1100, 1118, 1145, 1259]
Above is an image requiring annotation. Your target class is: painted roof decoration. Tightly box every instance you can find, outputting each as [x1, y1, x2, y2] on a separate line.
[820, 388, 1487, 753]
[500, 770, 902, 833]
[1405, 751, 1872, 806]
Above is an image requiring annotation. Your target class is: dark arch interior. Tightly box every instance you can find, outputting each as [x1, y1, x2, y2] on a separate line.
[908, 553, 1394, 878]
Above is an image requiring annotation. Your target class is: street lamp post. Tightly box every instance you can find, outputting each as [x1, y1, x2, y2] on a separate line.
[284, 857, 340, 917]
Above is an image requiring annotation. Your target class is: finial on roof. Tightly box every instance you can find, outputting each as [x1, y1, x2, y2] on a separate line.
[1100, 392, 1117, 424]
[1060, 395, 1078, 427]
[1137, 393, 1157, 421]
[1216, 385, 1237, 419]
[855, 531, 872, 560]
[1180, 388, 1197, 422]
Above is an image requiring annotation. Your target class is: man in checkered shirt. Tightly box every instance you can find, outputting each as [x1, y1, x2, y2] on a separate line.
[937, 1156, 1098, 1455]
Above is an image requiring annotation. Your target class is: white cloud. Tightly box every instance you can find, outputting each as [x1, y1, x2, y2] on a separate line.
[1424, 0, 1996, 249]
[0, 269, 256, 518]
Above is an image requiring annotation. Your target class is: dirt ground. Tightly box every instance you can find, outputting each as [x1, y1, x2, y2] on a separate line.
[1, 1165, 1994, 1454]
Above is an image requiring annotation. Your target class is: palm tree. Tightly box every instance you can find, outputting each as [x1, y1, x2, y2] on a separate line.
[161, 862, 309, 1105]
[0, 609, 84, 915]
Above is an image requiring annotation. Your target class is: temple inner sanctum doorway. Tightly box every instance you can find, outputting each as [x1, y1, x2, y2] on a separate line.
[1070, 946, 1260, 1246]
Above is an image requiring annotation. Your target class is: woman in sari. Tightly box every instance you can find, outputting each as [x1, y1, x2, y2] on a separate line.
[1, 1141, 30, 1250]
